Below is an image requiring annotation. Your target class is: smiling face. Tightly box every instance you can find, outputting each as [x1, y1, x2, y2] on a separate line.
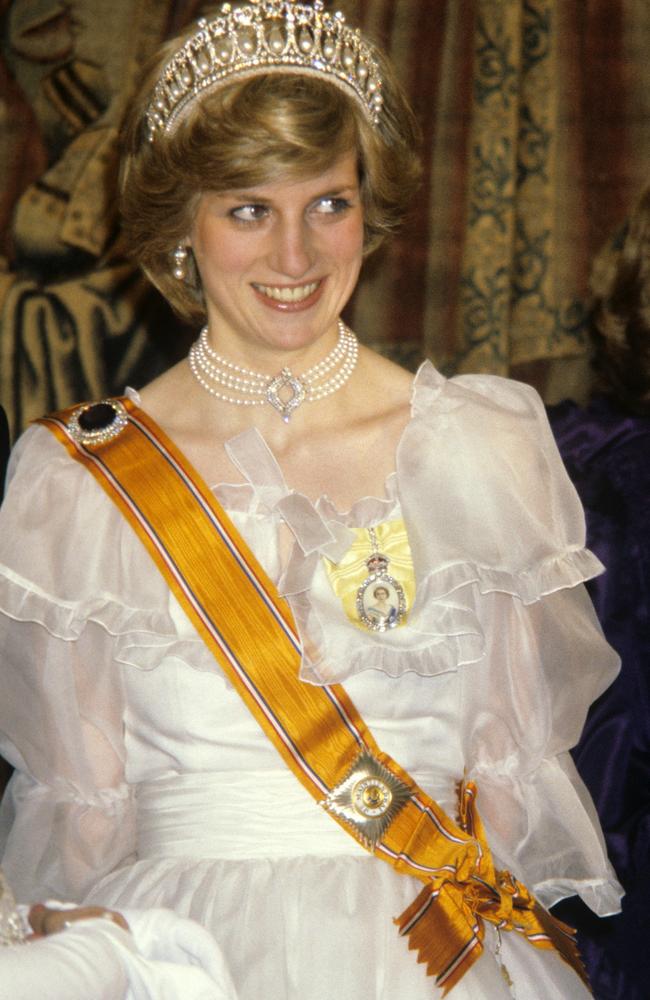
[187, 151, 364, 365]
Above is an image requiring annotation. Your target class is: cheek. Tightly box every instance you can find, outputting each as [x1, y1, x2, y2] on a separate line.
[192, 227, 255, 282]
[329, 215, 365, 264]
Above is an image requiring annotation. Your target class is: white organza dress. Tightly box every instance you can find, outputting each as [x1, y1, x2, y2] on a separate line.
[0, 364, 622, 998]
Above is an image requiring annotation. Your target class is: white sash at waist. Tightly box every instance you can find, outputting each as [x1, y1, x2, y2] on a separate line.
[135, 769, 456, 861]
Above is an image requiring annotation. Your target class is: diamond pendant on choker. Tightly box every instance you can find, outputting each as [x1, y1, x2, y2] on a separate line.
[188, 320, 358, 422]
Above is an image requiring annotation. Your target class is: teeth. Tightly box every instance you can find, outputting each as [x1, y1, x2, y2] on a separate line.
[255, 282, 319, 303]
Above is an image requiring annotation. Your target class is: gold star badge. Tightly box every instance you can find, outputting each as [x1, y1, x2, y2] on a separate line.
[322, 750, 412, 849]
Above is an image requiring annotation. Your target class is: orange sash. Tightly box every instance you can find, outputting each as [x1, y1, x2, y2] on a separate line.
[39, 399, 588, 995]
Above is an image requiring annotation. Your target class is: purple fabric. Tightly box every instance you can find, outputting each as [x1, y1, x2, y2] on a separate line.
[549, 397, 650, 1000]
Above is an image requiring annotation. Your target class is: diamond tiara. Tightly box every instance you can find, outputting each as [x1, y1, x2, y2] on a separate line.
[145, 0, 383, 142]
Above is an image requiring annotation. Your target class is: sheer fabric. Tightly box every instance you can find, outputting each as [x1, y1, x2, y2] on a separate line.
[0, 363, 621, 997]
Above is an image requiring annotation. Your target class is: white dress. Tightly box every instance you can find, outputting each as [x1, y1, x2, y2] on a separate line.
[0, 363, 622, 998]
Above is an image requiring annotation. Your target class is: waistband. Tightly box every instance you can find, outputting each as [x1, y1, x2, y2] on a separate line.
[135, 769, 455, 861]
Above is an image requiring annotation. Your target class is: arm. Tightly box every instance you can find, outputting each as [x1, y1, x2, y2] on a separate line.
[0, 920, 131, 1000]
[399, 366, 622, 913]
[0, 428, 136, 902]
[460, 585, 622, 915]
[0, 618, 136, 903]
[443, 377, 622, 914]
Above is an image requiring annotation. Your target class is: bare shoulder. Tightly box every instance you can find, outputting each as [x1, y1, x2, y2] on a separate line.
[137, 360, 184, 407]
[136, 360, 199, 432]
[309, 345, 413, 459]
[352, 345, 414, 423]
[358, 344, 414, 388]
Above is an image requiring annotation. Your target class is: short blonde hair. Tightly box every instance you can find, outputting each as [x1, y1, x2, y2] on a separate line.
[119, 30, 421, 323]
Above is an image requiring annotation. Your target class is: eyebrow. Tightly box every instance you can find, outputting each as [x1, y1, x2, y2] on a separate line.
[221, 183, 359, 202]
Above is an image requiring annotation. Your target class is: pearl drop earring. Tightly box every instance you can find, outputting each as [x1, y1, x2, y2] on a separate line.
[173, 244, 188, 281]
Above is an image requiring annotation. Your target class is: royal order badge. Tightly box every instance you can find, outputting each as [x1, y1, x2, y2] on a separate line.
[356, 526, 407, 632]
[322, 750, 412, 849]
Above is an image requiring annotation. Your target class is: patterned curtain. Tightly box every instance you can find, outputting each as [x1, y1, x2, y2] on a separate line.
[346, 0, 650, 399]
[451, 0, 583, 374]
[0, 0, 201, 438]
[3, 0, 650, 436]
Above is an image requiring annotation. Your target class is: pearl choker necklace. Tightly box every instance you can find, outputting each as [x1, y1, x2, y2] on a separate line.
[188, 320, 359, 422]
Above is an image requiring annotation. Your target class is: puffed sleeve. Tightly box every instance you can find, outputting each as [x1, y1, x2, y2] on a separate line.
[400, 365, 622, 915]
[0, 427, 139, 903]
[459, 587, 622, 915]
[398, 365, 605, 601]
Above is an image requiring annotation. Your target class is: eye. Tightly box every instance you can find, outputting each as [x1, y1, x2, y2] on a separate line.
[229, 204, 270, 223]
[312, 196, 353, 215]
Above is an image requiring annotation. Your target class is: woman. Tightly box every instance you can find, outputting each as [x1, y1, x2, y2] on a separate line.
[0, 2, 622, 997]
[367, 586, 398, 628]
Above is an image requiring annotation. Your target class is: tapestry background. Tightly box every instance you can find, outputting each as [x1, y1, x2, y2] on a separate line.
[2, 0, 650, 438]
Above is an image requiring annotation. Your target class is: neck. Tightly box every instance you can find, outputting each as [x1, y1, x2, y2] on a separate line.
[188, 320, 358, 424]
[202, 320, 343, 377]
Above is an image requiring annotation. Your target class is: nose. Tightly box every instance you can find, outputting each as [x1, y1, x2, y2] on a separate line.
[268, 216, 314, 279]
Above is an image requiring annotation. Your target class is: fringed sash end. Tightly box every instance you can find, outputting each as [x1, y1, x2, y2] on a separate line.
[395, 883, 484, 995]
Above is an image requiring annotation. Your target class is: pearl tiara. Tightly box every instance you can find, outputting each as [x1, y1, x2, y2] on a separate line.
[145, 0, 383, 142]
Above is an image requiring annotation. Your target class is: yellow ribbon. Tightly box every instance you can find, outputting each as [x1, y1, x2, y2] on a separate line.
[323, 519, 415, 629]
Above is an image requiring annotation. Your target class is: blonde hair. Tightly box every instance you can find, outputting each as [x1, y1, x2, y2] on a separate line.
[119, 31, 421, 323]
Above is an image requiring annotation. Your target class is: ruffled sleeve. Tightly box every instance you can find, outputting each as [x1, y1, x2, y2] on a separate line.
[398, 363, 604, 602]
[458, 586, 622, 915]
[0, 426, 156, 902]
[399, 366, 622, 914]
[283, 363, 611, 685]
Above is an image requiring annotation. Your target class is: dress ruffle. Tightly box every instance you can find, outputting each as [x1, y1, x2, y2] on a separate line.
[270, 363, 605, 684]
[0, 426, 217, 675]
[294, 547, 603, 686]
[0, 543, 216, 675]
[0, 368, 622, 930]
[0, 369, 604, 686]
[0, 564, 174, 647]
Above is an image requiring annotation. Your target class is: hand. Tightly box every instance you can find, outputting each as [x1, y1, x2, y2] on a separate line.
[28, 903, 129, 937]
